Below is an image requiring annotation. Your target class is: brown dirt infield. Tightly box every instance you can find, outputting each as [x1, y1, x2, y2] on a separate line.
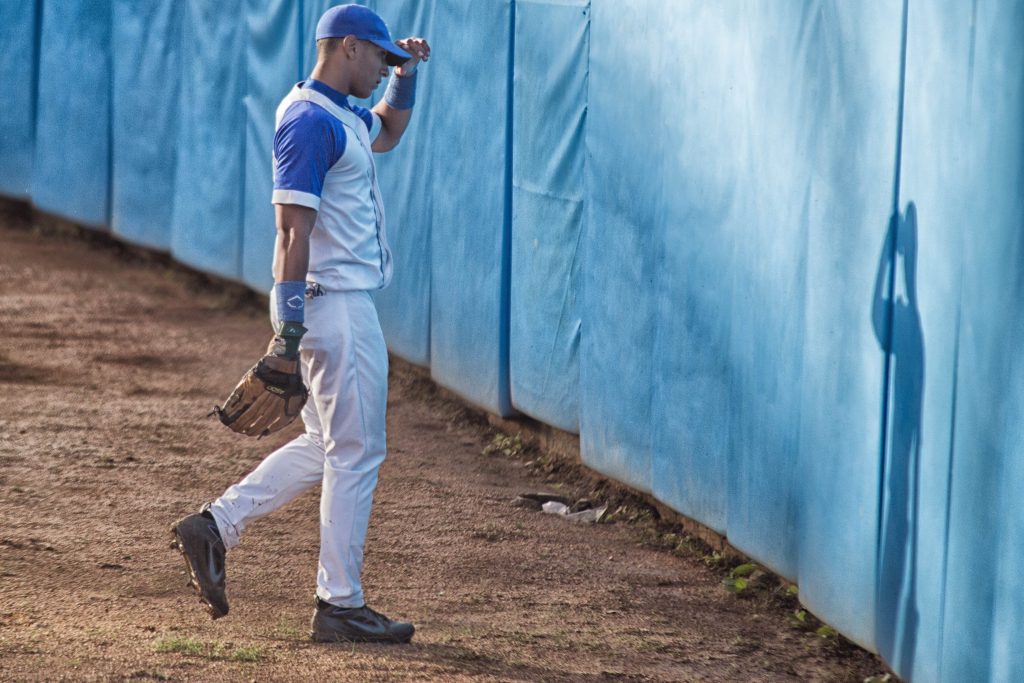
[0, 202, 893, 681]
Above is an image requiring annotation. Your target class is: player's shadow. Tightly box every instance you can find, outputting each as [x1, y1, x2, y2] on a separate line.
[871, 202, 924, 676]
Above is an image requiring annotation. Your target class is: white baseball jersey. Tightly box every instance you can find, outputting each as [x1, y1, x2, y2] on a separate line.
[271, 79, 394, 292]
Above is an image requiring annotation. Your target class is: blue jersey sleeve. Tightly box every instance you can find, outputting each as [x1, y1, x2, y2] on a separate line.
[350, 104, 382, 142]
[272, 101, 346, 210]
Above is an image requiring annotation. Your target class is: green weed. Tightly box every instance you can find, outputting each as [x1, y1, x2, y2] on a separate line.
[482, 433, 525, 458]
[271, 621, 303, 640]
[228, 645, 265, 662]
[154, 637, 205, 656]
[723, 563, 760, 595]
[154, 636, 267, 662]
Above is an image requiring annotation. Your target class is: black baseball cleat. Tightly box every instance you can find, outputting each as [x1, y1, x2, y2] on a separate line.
[310, 597, 414, 643]
[169, 504, 229, 619]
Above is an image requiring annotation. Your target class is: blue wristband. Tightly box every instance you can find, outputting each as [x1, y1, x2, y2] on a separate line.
[384, 70, 417, 110]
[274, 281, 306, 324]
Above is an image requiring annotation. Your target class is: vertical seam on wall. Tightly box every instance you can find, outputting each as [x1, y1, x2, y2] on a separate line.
[891, 1, 909, 215]
[935, 6, 975, 675]
[937, 279, 963, 682]
[576, 0, 590, 432]
[166, 1, 182, 251]
[875, 0, 910, 619]
[424, 0, 434, 367]
[297, 0, 305, 81]
[579, 0, 593, 437]
[31, 0, 43, 193]
[499, 0, 516, 415]
[105, 0, 114, 228]
[236, 6, 249, 281]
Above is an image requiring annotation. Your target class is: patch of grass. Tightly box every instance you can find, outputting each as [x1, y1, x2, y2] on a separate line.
[482, 433, 525, 458]
[816, 624, 838, 638]
[270, 621, 303, 640]
[155, 637, 205, 656]
[529, 451, 556, 470]
[228, 645, 265, 662]
[154, 636, 267, 663]
[732, 562, 758, 577]
[788, 608, 845, 645]
[723, 563, 760, 595]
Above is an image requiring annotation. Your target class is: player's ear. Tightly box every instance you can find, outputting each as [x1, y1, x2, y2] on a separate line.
[341, 35, 359, 58]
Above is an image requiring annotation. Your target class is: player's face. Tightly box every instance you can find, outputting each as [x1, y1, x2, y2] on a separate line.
[354, 40, 389, 99]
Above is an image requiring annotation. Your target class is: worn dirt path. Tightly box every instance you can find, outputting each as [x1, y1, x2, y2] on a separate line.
[0, 205, 891, 681]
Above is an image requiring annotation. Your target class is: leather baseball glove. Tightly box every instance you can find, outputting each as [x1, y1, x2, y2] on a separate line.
[210, 322, 308, 438]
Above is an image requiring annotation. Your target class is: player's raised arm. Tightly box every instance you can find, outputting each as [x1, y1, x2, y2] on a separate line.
[371, 37, 430, 153]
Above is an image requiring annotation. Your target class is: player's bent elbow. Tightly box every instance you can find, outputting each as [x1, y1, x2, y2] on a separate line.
[371, 135, 400, 153]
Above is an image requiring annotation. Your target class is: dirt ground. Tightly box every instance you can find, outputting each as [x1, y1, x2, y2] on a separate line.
[0, 203, 893, 681]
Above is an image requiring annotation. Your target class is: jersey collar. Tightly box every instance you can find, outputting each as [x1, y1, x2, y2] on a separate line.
[302, 79, 352, 110]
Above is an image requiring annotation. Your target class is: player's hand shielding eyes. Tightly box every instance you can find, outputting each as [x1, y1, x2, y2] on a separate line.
[394, 37, 430, 76]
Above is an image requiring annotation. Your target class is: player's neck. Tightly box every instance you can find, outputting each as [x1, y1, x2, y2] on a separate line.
[309, 61, 352, 98]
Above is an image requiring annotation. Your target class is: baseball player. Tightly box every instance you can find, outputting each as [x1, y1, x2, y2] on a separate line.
[170, 4, 430, 644]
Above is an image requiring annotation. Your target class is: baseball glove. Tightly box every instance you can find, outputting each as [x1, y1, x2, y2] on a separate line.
[211, 323, 309, 438]
[211, 355, 308, 438]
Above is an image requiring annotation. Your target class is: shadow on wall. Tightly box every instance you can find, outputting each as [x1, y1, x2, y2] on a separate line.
[871, 202, 925, 674]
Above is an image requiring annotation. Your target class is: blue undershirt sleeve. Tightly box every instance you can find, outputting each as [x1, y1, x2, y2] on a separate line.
[351, 104, 374, 133]
[350, 104, 382, 142]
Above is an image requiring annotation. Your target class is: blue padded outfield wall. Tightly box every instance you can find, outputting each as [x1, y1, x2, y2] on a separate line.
[110, 0, 181, 250]
[0, 2, 38, 200]
[3, 1, 1023, 679]
[33, 0, 111, 227]
[510, 0, 588, 433]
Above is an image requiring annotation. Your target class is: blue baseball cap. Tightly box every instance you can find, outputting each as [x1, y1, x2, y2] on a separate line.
[316, 4, 411, 67]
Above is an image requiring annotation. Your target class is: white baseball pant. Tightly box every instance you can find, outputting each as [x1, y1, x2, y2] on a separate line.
[208, 288, 388, 608]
